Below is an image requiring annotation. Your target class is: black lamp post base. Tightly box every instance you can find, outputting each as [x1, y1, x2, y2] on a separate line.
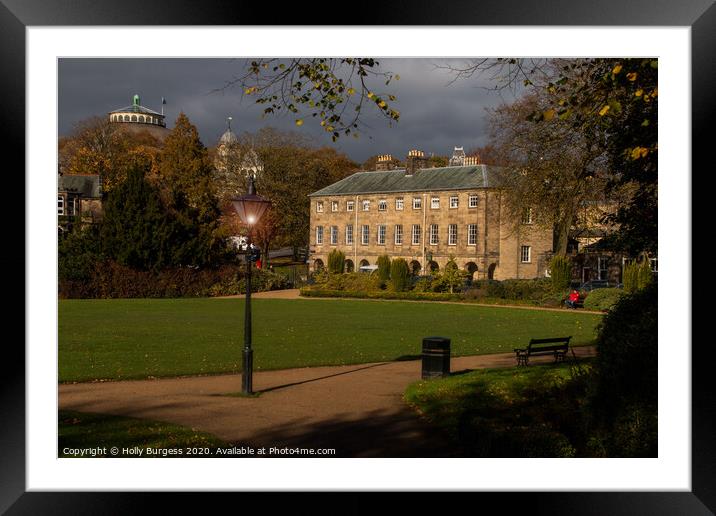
[242, 348, 253, 394]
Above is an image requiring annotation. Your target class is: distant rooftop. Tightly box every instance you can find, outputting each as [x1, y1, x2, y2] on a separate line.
[309, 165, 503, 197]
[58, 174, 101, 198]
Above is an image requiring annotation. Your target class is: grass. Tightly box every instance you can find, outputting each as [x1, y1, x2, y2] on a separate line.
[58, 410, 225, 457]
[404, 360, 595, 457]
[59, 298, 602, 382]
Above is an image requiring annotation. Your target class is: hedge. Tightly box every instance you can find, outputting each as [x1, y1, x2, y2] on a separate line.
[59, 260, 290, 299]
[299, 288, 462, 302]
[583, 288, 625, 312]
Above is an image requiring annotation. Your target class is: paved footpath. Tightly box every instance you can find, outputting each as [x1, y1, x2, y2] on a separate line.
[59, 346, 596, 458]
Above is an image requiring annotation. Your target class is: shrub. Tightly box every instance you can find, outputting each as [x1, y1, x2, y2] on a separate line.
[590, 281, 657, 456]
[412, 276, 434, 293]
[436, 257, 468, 293]
[390, 258, 410, 292]
[377, 255, 391, 282]
[549, 255, 572, 292]
[583, 288, 624, 311]
[327, 249, 345, 274]
[299, 288, 461, 302]
[637, 261, 653, 290]
[622, 261, 639, 293]
[58, 261, 289, 299]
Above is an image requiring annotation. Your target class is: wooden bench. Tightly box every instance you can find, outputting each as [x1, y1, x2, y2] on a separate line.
[514, 336, 572, 366]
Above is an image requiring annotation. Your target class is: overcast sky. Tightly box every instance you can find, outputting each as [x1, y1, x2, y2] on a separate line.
[58, 58, 520, 164]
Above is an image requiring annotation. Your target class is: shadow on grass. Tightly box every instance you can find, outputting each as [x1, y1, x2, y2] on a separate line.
[58, 410, 225, 457]
[232, 407, 464, 458]
[405, 361, 596, 457]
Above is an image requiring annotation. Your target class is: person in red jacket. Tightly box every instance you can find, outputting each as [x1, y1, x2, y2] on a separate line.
[566, 289, 581, 309]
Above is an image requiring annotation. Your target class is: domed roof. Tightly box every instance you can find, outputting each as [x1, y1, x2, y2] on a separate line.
[219, 116, 238, 145]
[219, 128, 238, 145]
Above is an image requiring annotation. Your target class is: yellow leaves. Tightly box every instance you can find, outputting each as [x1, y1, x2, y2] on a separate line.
[626, 72, 638, 81]
[598, 105, 610, 116]
[652, 87, 658, 97]
[295, 119, 304, 127]
[244, 87, 256, 95]
[543, 109, 555, 121]
[630, 146, 649, 160]
[377, 100, 387, 109]
[347, 87, 355, 96]
[612, 64, 622, 74]
[367, 91, 374, 99]
[635, 89, 643, 97]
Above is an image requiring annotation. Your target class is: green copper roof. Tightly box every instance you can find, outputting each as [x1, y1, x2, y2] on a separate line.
[309, 165, 503, 197]
[58, 174, 101, 198]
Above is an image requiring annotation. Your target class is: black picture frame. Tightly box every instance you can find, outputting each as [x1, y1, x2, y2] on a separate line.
[3, 0, 709, 513]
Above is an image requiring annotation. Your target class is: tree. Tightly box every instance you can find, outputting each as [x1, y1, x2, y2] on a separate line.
[488, 92, 608, 255]
[441, 257, 467, 294]
[549, 255, 572, 292]
[328, 249, 346, 274]
[217, 128, 357, 257]
[59, 116, 163, 192]
[221, 58, 400, 141]
[377, 255, 391, 282]
[100, 164, 175, 271]
[444, 58, 658, 255]
[156, 113, 227, 266]
[389, 259, 410, 291]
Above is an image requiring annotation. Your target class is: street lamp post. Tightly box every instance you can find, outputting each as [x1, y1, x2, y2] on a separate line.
[231, 175, 271, 394]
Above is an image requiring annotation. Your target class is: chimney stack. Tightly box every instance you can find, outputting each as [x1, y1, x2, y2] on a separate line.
[464, 155, 482, 166]
[405, 149, 428, 176]
[375, 154, 395, 171]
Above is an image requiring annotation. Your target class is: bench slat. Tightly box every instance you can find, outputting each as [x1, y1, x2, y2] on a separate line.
[529, 337, 571, 345]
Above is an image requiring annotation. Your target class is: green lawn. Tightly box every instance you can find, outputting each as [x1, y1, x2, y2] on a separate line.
[59, 410, 225, 457]
[404, 360, 595, 457]
[59, 298, 602, 382]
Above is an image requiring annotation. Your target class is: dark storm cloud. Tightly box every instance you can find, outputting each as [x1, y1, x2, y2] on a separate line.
[58, 58, 519, 164]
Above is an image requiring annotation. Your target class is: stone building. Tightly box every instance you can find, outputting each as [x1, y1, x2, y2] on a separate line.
[57, 173, 102, 232]
[108, 94, 170, 141]
[308, 149, 554, 280]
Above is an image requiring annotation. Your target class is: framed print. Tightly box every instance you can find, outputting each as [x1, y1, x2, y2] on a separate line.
[4, 0, 711, 512]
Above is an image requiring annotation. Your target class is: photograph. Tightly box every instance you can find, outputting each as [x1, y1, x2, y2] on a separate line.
[56, 56, 657, 460]
[7, 10, 707, 509]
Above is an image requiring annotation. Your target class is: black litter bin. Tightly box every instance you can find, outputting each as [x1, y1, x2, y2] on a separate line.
[422, 336, 451, 379]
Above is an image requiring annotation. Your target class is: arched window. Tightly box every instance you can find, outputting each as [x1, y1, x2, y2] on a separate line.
[428, 261, 439, 272]
[124, 115, 130, 122]
[465, 262, 478, 279]
[314, 259, 325, 271]
[139, 116, 145, 123]
[359, 259, 370, 268]
[488, 263, 497, 280]
[344, 259, 354, 273]
[410, 260, 422, 275]
[131, 115, 137, 122]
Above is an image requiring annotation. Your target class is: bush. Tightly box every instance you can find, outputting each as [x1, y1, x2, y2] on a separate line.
[58, 261, 289, 299]
[583, 288, 624, 311]
[389, 258, 410, 292]
[327, 249, 345, 274]
[549, 255, 572, 292]
[299, 288, 461, 302]
[377, 255, 391, 282]
[622, 261, 639, 293]
[637, 261, 653, 290]
[312, 271, 382, 292]
[590, 282, 657, 456]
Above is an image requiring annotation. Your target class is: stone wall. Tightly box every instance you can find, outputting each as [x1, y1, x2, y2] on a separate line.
[309, 188, 553, 280]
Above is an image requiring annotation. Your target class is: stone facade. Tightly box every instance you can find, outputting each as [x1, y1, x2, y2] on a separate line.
[309, 180, 553, 280]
